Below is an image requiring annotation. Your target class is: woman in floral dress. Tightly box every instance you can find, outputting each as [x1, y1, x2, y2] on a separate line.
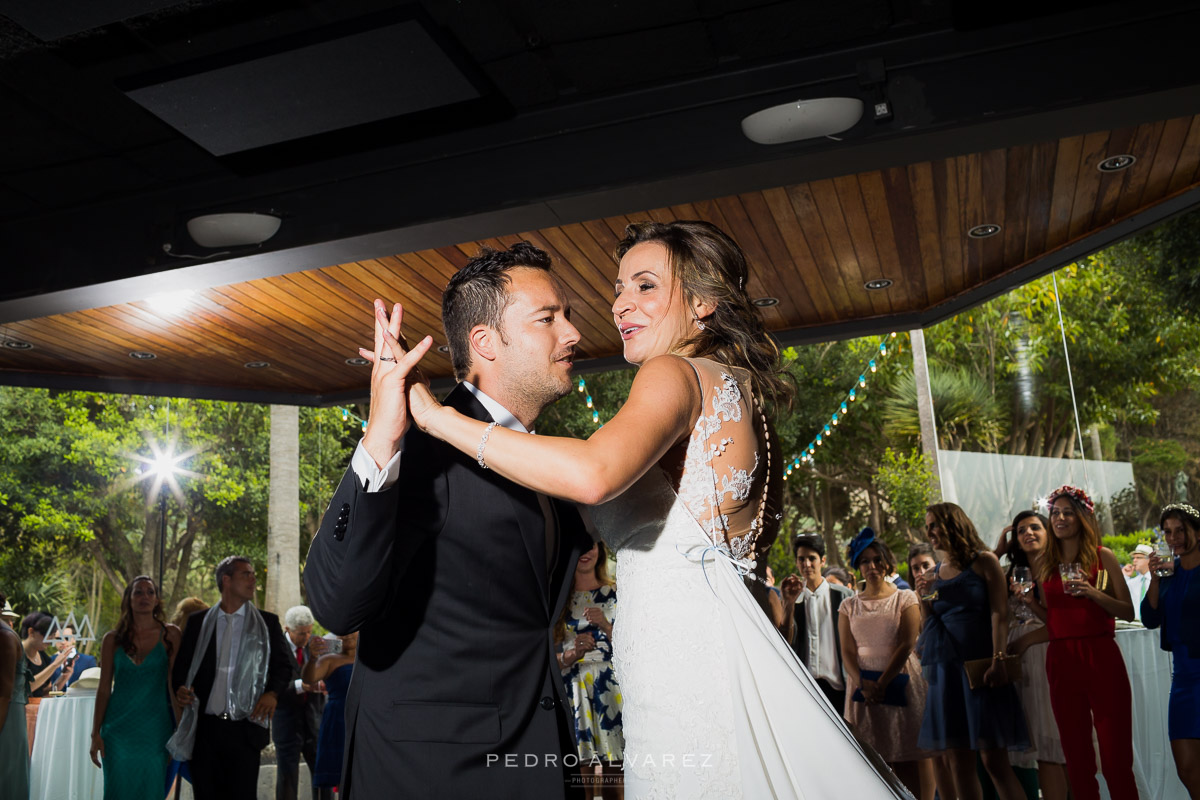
[558, 540, 623, 799]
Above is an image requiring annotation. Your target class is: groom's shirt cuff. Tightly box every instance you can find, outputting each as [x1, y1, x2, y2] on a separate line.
[351, 440, 402, 492]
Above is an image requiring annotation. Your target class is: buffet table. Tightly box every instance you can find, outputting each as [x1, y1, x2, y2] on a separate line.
[1100, 625, 1186, 800]
[29, 689, 105, 800]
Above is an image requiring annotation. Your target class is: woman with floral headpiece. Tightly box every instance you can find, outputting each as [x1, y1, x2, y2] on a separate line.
[1026, 486, 1136, 800]
[1141, 502, 1200, 797]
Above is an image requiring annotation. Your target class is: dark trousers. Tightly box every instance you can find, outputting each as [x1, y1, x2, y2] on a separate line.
[192, 714, 267, 800]
[816, 678, 846, 718]
[272, 703, 331, 800]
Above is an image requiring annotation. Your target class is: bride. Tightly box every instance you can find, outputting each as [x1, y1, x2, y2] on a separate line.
[379, 220, 910, 799]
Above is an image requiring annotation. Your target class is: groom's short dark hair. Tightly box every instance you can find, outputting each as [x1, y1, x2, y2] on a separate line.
[215, 555, 252, 592]
[442, 242, 552, 381]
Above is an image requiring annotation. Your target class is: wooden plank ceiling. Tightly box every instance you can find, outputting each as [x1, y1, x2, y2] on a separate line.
[4, 113, 1200, 403]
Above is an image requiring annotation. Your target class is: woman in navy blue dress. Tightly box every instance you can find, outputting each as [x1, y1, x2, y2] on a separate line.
[913, 502, 1028, 800]
[302, 632, 357, 791]
[1142, 502, 1200, 798]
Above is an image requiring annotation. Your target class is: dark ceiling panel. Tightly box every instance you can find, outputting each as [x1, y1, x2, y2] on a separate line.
[122, 18, 484, 156]
[0, 0, 181, 41]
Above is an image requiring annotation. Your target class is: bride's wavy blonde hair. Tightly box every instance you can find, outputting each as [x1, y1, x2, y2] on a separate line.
[614, 220, 796, 411]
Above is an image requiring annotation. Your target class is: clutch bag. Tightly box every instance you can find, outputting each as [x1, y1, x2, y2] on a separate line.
[850, 670, 909, 706]
[963, 657, 1022, 690]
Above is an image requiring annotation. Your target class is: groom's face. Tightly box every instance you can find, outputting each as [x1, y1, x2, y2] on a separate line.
[494, 267, 580, 409]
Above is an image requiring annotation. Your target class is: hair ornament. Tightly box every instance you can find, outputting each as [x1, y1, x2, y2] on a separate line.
[1047, 484, 1094, 514]
[847, 526, 877, 568]
[1162, 502, 1200, 521]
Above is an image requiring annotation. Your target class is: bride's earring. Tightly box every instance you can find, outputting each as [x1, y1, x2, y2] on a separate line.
[694, 317, 706, 331]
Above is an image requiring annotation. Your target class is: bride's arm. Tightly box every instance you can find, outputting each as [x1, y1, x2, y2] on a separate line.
[421, 355, 700, 504]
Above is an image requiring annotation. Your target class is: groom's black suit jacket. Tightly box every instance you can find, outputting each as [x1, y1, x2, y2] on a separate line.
[304, 385, 591, 800]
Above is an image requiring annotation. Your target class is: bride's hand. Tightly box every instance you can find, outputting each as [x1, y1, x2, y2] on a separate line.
[358, 300, 434, 466]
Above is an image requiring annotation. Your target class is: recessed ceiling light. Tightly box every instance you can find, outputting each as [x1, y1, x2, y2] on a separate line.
[437, 345, 451, 354]
[864, 279, 893, 291]
[967, 223, 1002, 239]
[1098, 154, 1136, 172]
[145, 290, 196, 315]
[244, 361, 270, 369]
[345, 357, 370, 367]
[129, 351, 157, 360]
[751, 297, 779, 308]
[3, 340, 33, 350]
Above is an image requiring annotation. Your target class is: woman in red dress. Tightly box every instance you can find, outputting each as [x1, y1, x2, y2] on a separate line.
[1028, 485, 1137, 799]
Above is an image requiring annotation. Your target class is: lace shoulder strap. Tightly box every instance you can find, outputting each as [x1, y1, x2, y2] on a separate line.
[677, 358, 773, 563]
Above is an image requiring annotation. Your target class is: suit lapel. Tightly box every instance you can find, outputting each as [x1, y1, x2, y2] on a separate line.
[448, 385, 549, 612]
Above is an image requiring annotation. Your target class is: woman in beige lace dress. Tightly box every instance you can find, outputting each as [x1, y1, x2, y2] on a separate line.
[840, 530, 934, 800]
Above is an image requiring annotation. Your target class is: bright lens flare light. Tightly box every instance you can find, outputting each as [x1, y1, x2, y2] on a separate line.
[128, 437, 200, 506]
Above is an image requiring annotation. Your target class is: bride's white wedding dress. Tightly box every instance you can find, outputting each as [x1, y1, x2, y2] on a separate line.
[590, 358, 912, 799]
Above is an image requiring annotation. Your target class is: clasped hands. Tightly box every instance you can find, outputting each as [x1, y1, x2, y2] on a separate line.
[357, 300, 442, 469]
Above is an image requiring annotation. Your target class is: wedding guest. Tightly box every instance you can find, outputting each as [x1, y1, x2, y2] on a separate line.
[50, 625, 97, 691]
[1028, 486, 1136, 800]
[782, 533, 851, 711]
[171, 597, 207, 632]
[1003, 511, 1068, 800]
[558, 540, 623, 800]
[1141, 502, 1200, 797]
[20, 612, 67, 752]
[823, 565, 856, 591]
[171, 556, 292, 800]
[302, 633, 356, 794]
[273, 605, 329, 800]
[0, 591, 30, 798]
[907, 543, 938, 588]
[1126, 544, 1153, 622]
[839, 529, 933, 800]
[914, 503, 1028, 800]
[90, 576, 180, 799]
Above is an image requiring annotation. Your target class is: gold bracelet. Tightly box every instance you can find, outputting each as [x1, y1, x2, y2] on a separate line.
[992, 651, 1007, 661]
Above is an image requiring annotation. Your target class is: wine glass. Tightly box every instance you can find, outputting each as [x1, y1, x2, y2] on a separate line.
[1155, 535, 1176, 578]
[1012, 566, 1033, 620]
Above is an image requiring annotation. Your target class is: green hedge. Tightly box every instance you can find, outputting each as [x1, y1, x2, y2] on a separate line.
[1102, 531, 1155, 565]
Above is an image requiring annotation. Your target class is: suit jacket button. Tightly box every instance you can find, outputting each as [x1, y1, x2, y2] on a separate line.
[340, 503, 350, 514]
[539, 696, 555, 710]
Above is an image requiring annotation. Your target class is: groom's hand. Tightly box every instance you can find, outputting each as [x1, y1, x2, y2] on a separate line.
[359, 299, 433, 469]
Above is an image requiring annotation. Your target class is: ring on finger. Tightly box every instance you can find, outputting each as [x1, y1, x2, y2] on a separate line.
[379, 356, 397, 362]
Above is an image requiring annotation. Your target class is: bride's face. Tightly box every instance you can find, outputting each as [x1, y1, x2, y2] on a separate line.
[612, 241, 694, 365]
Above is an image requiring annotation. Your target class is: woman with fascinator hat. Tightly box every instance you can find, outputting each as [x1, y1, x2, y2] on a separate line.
[838, 528, 936, 800]
[1025, 486, 1137, 800]
[1141, 502, 1200, 797]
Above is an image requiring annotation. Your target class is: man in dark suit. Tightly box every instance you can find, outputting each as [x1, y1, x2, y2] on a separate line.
[780, 533, 853, 711]
[173, 556, 293, 800]
[305, 243, 592, 800]
[272, 605, 329, 800]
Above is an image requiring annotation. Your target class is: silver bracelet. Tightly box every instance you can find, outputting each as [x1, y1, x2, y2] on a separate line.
[476, 421, 498, 469]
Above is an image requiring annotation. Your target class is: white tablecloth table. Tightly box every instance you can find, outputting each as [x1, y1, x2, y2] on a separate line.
[1096, 626, 1187, 800]
[29, 689, 105, 800]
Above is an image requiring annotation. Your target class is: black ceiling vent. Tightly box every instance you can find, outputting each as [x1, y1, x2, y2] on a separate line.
[119, 7, 508, 172]
[0, 0, 182, 41]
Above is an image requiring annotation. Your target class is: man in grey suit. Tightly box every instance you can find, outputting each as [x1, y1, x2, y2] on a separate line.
[304, 243, 591, 799]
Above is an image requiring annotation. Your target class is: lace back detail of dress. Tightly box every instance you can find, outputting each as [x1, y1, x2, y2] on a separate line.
[677, 361, 772, 571]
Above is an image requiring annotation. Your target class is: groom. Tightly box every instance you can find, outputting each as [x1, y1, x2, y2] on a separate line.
[305, 243, 592, 799]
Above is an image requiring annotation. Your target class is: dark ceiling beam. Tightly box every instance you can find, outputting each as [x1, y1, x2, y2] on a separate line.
[3, 6, 1200, 317]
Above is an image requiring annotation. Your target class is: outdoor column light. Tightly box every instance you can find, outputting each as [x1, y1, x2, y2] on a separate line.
[132, 439, 197, 588]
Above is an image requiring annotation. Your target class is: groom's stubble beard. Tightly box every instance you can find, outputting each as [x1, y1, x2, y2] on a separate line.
[495, 345, 575, 425]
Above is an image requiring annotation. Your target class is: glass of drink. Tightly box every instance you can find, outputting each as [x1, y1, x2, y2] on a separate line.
[1155, 536, 1176, 578]
[1013, 566, 1033, 620]
[1059, 562, 1086, 595]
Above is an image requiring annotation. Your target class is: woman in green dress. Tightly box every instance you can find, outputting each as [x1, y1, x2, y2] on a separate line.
[90, 576, 181, 799]
[0, 591, 31, 799]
